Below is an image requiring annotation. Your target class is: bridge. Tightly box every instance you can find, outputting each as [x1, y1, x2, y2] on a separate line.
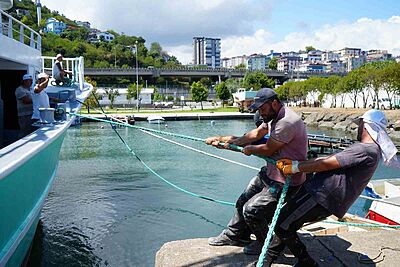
[84, 67, 346, 80]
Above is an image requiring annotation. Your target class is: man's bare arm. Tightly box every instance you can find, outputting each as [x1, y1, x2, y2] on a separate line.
[34, 76, 49, 94]
[242, 136, 285, 157]
[299, 155, 341, 173]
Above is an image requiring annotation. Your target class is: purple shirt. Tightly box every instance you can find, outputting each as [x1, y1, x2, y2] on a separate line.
[262, 106, 308, 186]
[305, 143, 381, 218]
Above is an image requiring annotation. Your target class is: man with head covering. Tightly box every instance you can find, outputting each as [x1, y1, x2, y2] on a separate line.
[15, 74, 34, 136]
[205, 88, 308, 255]
[52, 54, 72, 84]
[31, 73, 50, 122]
[259, 109, 398, 267]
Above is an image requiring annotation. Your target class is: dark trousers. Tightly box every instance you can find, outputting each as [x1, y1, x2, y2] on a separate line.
[267, 187, 332, 260]
[225, 167, 300, 242]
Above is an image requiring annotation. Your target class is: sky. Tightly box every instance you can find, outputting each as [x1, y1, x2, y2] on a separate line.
[40, 0, 400, 64]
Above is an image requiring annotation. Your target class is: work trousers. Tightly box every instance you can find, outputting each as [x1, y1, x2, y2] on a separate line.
[225, 167, 301, 242]
[266, 187, 332, 260]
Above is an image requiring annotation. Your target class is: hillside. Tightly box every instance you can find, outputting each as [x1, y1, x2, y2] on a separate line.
[8, 0, 181, 69]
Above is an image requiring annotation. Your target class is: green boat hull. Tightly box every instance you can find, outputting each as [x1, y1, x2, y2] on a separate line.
[0, 132, 66, 267]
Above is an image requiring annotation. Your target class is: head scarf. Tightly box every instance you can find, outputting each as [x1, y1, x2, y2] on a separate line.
[361, 109, 399, 167]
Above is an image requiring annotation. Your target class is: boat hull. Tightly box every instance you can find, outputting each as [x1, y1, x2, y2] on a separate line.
[0, 132, 66, 267]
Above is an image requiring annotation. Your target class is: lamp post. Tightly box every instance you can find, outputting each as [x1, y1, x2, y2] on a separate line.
[135, 41, 139, 112]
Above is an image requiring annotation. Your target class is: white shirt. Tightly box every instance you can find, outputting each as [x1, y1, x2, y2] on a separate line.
[52, 59, 62, 79]
[31, 86, 50, 120]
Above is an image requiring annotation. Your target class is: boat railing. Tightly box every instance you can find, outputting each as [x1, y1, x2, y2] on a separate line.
[41, 56, 85, 91]
[0, 8, 41, 51]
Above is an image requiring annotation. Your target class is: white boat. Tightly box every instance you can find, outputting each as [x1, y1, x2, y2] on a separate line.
[364, 179, 400, 225]
[147, 115, 165, 124]
[0, 2, 92, 266]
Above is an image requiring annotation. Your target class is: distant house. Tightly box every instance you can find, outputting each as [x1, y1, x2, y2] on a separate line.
[16, 9, 30, 17]
[45, 17, 67, 35]
[89, 31, 115, 42]
[76, 20, 91, 29]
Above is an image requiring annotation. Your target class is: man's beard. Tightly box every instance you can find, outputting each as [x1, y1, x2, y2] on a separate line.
[262, 110, 277, 123]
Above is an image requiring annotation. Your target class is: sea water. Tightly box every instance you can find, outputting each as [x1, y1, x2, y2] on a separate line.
[27, 120, 400, 266]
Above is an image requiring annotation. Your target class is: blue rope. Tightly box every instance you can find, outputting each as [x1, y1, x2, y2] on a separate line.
[257, 175, 291, 267]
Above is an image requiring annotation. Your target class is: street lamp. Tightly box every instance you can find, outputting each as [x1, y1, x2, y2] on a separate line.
[135, 41, 139, 112]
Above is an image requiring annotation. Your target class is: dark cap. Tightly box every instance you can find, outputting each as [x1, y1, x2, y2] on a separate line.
[249, 88, 277, 111]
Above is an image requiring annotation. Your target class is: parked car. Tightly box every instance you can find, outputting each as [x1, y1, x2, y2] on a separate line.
[153, 101, 164, 108]
[164, 101, 174, 108]
[378, 98, 391, 110]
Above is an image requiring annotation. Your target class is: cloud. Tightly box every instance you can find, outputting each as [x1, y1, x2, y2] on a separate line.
[39, 1, 400, 64]
[220, 16, 400, 60]
[41, 0, 273, 47]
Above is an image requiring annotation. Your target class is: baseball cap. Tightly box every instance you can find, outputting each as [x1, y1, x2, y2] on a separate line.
[22, 74, 32, 80]
[37, 73, 48, 79]
[56, 53, 63, 59]
[353, 109, 388, 128]
[249, 88, 278, 111]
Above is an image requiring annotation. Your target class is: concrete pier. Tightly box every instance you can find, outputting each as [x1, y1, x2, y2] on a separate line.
[155, 230, 400, 267]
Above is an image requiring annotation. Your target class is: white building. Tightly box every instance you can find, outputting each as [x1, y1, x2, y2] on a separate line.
[325, 60, 346, 73]
[98, 88, 155, 106]
[76, 20, 91, 29]
[307, 50, 323, 62]
[322, 51, 340, 62]
[277, 56, 301, 72]
[96, 31, 115, 42]
[222, 55, 248, 68]
[297, 62, 326, 72]
[366, 50, 392, 62]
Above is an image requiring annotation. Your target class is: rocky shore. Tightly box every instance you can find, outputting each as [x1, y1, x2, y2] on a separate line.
[292, 108, 400, 143]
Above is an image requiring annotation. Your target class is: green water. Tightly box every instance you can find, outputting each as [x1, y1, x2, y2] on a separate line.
[27, 120, 399, 266]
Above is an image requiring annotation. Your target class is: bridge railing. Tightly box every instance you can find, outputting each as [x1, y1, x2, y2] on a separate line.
[0, 9, 41, 51]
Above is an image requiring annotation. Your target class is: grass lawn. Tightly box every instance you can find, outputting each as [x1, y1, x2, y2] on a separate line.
[80, 106, 240, 114]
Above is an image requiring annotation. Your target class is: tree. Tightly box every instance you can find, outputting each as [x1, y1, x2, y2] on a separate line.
[104, 87, 120, 109]
[84, 77, 100, 113]
[242, 71, 275, 90]
[199, 77, 213, 87]
[190, 81, 209, 110]
[342, 71, 365, 108]
[225, 78, 241, 93]
[149, 42, 162, 57]
[215, 81, 231, 107]
[380, 61, 400, 109]
[268, 57, 278, 70]
[305, 46, 316, 52]
[127, 83, 142, 107]
[320, 75, 342, 108]
[235, 63, 246, 69]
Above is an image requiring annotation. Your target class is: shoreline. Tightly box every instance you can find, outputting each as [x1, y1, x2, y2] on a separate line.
[79, 107, 400, 143]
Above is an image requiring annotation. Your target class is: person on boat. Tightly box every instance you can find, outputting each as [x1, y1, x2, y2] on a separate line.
[31, 73, 50, 122]
[205, 88, 308, 255]
[52, 54, 72, 84]
[260, 109, 399, 267]
[15, 74, 34, 136]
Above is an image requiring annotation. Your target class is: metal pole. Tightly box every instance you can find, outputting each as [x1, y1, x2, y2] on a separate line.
[135, 42, 139, 112]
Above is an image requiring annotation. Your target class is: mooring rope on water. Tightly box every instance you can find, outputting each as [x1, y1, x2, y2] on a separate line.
[141, 130, 260, 171]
